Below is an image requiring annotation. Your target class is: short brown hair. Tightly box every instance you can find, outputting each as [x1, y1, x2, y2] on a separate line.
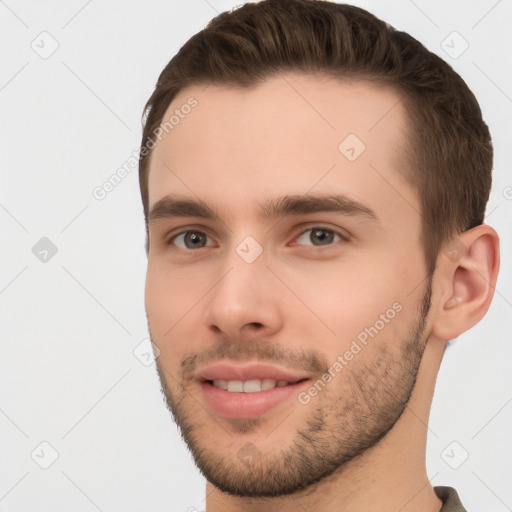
[139, 0, 493, 272]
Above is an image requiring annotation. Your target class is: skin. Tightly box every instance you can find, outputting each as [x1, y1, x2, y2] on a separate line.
[144, 73, 499, 512]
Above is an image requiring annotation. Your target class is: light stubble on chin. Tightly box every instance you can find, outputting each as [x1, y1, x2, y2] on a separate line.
[151, 282, 432, 498]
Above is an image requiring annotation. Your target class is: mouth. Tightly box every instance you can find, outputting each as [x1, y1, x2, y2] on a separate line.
[196, 362, 312, 419]
[206, 378, 309, 392]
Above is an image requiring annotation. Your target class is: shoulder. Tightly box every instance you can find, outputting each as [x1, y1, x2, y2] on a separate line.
[434, 486, 468, 512]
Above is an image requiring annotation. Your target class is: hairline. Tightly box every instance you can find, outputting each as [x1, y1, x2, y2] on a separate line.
[142, 71, 416, 207]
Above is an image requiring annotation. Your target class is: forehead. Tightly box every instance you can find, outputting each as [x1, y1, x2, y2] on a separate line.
[147, 73, 415, 223]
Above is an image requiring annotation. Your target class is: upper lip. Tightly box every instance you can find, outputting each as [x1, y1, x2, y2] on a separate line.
[196, 362, 312, 383]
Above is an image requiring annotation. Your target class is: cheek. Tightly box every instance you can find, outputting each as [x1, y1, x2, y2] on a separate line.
[145, 264, 169, 329]
[144, 261, 200, 343]
[145, 267, 201, 376]
[284, 256, 416, 351]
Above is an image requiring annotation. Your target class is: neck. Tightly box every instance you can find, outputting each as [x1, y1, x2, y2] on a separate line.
[205, 338, 446, 512]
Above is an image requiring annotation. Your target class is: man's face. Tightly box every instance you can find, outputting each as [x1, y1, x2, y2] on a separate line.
[145, 74, 432, 497]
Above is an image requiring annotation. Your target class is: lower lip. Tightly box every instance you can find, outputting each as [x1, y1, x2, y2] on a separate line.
[200, 380, 310, 419]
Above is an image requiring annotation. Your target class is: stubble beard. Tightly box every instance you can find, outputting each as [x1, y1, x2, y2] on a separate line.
[152, 283, 432, 498]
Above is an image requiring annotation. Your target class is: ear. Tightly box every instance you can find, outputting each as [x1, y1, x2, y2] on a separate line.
[431, 224, 500, 341]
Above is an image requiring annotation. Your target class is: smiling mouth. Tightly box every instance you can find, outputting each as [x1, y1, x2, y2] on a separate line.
[205, 378, 309, 392]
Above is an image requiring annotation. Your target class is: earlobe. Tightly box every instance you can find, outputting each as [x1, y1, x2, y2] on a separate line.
[432, 224, 500, 341]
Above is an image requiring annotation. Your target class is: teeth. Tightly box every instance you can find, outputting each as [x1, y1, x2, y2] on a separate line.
[262, 379, 277, 390]
[227, 380, 244, 392]
[243, 380, 262, 393]
[213, 379, 228, 390]
[212, 379, 293, 392]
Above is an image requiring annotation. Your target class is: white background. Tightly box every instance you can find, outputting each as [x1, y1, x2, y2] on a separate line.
[1, 1, 511, 511]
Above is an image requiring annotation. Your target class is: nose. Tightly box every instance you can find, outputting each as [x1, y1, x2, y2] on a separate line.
[205, 248, 283, 340]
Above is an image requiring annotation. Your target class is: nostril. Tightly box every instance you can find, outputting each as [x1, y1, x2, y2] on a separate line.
[250, 322, 263, 328]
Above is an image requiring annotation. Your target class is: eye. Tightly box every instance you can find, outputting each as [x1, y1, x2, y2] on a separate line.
[294, 227, 345, 247]
[169, 230, 214, 250]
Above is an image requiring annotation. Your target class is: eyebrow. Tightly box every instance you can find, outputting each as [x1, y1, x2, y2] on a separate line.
[148, 193, 379, 225]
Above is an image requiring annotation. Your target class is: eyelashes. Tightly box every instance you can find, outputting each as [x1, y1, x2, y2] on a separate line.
[293, 226, 346, 247]
[168, 226, 348, 251]
[169, 230, 215, 250]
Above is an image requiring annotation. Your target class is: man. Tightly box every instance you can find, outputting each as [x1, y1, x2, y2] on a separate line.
[138, 1, 500, 510]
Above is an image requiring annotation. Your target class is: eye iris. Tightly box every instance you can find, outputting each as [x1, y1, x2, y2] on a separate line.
[311, 228, 333, 245]
[184, 231, 206, 249]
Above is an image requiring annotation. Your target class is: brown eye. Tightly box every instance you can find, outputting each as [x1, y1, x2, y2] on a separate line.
[170, 231, 212, 249]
